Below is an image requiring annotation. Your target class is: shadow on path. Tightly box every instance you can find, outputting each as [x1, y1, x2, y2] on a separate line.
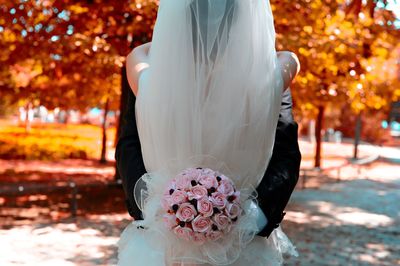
[284, 177, 400, 266]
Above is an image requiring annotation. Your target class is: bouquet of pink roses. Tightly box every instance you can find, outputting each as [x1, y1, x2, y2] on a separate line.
[161, 167, 241, 244]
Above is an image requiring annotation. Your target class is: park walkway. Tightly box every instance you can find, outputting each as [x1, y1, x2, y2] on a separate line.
[0, 141, 399, 265]
[284, 161, 400, 265]
[1, 160, 398, 265]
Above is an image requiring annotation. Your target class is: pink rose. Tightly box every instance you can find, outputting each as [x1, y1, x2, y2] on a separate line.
[198, 175, 218, 189]
[219, 174, 229, 181]
[188, 185, 208, 200]
[212, 213, 230, 230]
[163, 213, 177, 229]
[192, 232, 207, 245]
[173, 226, 193, 241]
[206, 230, 223, 241]
[171, 190, 187, 205]
[161, 195, 173, 210]
[210, 192, 227, 209]
[202, 168, 215, 175]
[175, 175, 191, 190]
[225, 203, 241, 219]
[192, 215, 212, 233]
[226, 191, 241, 204]
[165, 180, 177, 195]
[182, 167, 196, 174]
[197, 197, 213, 217]
[217, 180, 235, 196]
[233, 191, 241, 203]
[176, 203, 197, 222]
[183, 168, 202, 181]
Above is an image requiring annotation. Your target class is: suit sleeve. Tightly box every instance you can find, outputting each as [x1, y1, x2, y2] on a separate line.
[256, 89, 301, 237]
[115, 88, 147, 220]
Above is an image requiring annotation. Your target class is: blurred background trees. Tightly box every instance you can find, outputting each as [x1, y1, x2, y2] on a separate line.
[0, 0, 399, 167]
[0, 0, 158, 163]
[273, 0, 400, 166]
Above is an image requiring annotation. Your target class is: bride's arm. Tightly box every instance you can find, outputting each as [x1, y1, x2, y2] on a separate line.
[277, 51, 300, 91]
[126, 42, 151, 96]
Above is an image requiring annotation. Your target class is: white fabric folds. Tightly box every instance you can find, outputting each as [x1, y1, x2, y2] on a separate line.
[119, 167, 298, 265]
[118, 0, 298, 265]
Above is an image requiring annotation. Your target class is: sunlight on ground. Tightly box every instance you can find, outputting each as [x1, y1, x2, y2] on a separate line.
[310, 201, 393, 227]
[286, 203, 394, 228]
[284, 164, 400, 266]
[1, 226, 117, 265]
[355, 242, 394, 265]
[336, 211, 393, 227]
[0, 215, 130, 266]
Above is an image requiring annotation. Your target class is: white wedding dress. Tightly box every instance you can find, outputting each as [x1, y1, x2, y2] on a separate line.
[118, 0, 298, 265]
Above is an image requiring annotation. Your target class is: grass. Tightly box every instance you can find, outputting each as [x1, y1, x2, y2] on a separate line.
[0, 120, 116, 160]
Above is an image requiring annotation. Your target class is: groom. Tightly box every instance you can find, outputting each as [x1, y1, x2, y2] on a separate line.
[115, 87, 301, 238]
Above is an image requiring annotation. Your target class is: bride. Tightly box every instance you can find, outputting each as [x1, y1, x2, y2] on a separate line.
[116, 0, 300, 265]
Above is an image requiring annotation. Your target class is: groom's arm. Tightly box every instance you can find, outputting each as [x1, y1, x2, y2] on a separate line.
[256, 88, 301, 237]
[115, 88, 146, 220]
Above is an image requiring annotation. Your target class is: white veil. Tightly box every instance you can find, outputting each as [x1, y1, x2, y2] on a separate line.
[136, 0, 283, 188]
[130, 1, 286, 264]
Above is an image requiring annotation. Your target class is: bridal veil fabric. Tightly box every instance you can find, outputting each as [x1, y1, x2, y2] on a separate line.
[118, 0, 298, 265]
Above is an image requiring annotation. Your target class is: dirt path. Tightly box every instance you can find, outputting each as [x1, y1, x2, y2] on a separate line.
[284, 162, 400, 266]
[0, 215, 129, 266]
[0, 143, 399, 265]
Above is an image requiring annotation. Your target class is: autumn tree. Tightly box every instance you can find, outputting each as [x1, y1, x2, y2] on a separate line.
[0, 0, 158, 163]
[273, 0, 399, 166]
[1, 0, 398, 168]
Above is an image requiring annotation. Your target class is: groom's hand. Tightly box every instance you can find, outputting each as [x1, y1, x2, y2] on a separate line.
[255, 88, 301, 238]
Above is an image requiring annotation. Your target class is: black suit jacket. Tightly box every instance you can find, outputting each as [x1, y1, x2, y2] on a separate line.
[115, 88, 301, 238]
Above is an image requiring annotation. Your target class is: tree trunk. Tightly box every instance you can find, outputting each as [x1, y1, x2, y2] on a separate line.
[114, 110, 119, 148]
[63, 110, 70, 124]
[25, 102, 33, 133]
[314, 106, 325, 168]
[353, 112, 362, 160]
[346, 0, 378, 17]
[100, 97, 110, 164]
[309, 119, 316, 143]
